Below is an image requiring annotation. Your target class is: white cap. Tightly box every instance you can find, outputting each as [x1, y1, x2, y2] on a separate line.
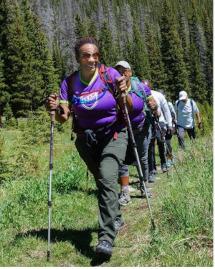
[179, 90, 188, 101]
[115, 60, 131, 69]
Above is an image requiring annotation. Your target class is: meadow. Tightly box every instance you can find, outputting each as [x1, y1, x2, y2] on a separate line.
[0, 109, 213, 266]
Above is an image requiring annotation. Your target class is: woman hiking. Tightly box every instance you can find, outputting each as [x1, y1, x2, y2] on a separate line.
[114, 61, 159, 205]
[47, 37, 131, 258]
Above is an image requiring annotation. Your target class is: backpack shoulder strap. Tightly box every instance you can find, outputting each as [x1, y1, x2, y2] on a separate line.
[190, 98, 195, 122]
[176, 100, 180, 108]
[176, 100, 180, 119]
[98, 64, 117, 97]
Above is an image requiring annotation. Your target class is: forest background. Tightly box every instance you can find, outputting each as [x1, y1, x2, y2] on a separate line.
[0, 0, 213, 120]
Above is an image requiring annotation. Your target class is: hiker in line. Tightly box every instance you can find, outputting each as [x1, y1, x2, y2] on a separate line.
[175, 90, 202, 149]
[148, 87, 173, 182]
[47, 37, 131, 258]
[158, 90, 177, 168]
[115, 62, 159, 205]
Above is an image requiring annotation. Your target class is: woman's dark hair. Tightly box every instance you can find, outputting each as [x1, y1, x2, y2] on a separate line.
[74, 37, 99, 60]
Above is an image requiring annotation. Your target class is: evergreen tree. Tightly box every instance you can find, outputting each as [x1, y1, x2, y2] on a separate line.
[74, 15, 88, 39]
[132, 21, 150, 79]
[160, 0, 190, 100]
[2, 0, 36, 117]
[202, 8, 213, 103]
[20, 0, 59, 109]
[98, 21, 117, 66]
[0, 53, 9, 118]
[144, 21, 167, 91]
[188, 0, 207, 101]
[124, 36, 135, 69]
[188, 0, 206, 69]
[189, 42, 207, 101]
[52, 38, 67, 81]
[0, 0, 11, 117]
[177, 4, 191, 80]
[87, 18, 97, 38]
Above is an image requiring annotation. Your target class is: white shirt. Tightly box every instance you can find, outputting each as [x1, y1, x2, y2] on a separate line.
[168, 101, 176, 120]
[175, 99, 199, 128]
[151, 90, 172, 128]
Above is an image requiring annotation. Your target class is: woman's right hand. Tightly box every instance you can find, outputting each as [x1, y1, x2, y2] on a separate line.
[46, 93, 59, 111]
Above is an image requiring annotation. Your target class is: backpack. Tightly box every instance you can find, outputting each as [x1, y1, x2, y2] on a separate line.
[129, 77, 155, 125]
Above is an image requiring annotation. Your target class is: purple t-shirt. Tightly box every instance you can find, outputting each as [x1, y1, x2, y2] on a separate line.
[129, 77, 151, 129]
[59, 67, 122, 130]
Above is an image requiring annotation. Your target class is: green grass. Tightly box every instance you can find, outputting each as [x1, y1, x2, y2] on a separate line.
[0, 121, 213, 266]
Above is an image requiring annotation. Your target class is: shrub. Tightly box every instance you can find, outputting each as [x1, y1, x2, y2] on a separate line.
[0, 132, 13, 183]
[53, 151, 96, 194]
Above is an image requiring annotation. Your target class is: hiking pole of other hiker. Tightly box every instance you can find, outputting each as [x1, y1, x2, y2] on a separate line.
[47, 109, 55, 261]
[121, 93, 155, 230]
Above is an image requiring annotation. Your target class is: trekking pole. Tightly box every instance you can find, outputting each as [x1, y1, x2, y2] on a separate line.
[47, 109, 55, 261]
[121, 93, 156, 230]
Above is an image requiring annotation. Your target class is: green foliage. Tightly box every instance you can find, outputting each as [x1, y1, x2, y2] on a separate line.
[0, 0, 212, 116]
[20, 0, 59, 104]
[0, 53, 8, 116]
[197, 102, 213, 135]
[4, 103, 17, 128]
[132, 22, 150, 79]
[0, 120, 212, 266]
[53, 153, 96, 194]
[99, 21, 118, 66]
[144, 21, 167, 89]
[160, 0, 190, 99]
[0, 132, 12, 183]
[52, 38, 67, 81]
[188, 1, 207, 102]
[159, 138, 212, 236]
[0, 0, 58, 118]
[74, 15, 89, 39]
[19, 111, 50, 145]
[189, 42, 207, 101]
[0, 178, 47, 232]
[201, 9, 213, 102]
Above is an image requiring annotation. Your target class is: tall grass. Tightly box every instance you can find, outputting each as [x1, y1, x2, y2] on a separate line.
[159, 137, 212, 236]
[0, 107, 212, 266]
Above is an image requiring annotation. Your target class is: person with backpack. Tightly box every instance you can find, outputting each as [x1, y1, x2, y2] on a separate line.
[175, 90, 202, 149]
[47, 37, 131, 258]
[114, 61, 159, 205]
[148, 88, 173, 182]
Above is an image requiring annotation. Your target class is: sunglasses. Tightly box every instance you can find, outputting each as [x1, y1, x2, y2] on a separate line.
[80, 52, 100, 60]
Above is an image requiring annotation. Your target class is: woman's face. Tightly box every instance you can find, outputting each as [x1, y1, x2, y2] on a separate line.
[78, 44, 99, 73]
